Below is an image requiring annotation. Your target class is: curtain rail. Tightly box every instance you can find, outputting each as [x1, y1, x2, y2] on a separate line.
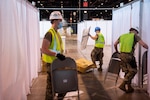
[38, 7, 113, 10]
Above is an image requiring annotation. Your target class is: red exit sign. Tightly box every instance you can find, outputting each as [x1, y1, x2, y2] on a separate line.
[83, 1, 88, 7]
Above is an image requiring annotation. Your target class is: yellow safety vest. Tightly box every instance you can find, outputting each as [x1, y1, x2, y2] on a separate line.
[95, 32, 105, 48]
[42, 28, 63, 63]
[120, 33, 134, 53]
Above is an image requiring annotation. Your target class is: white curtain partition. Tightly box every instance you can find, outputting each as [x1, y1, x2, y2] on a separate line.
[130, 1, 141, 85]
[112, 5, 131, 51]
[142, 0, 150, 94]
[77, 20, 112, 46]
[0, 0, 40, 100]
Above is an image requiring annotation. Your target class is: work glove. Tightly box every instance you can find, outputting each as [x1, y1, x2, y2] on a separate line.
[56, 53, 66, 61]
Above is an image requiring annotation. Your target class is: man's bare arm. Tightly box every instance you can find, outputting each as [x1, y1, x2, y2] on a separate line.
[138, 40, 149, 49]
[114, 40, 119, 52]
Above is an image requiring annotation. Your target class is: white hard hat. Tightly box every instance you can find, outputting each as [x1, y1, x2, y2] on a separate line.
[130, 26, 139, 33]
[49, 11, 63, 20]
[134, 27, 139, 32]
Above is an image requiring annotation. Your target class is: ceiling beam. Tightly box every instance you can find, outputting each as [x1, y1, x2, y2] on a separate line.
[38, 7, 114, 10]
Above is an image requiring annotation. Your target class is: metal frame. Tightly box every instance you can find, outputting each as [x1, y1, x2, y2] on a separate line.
[38, 7, 113, 10]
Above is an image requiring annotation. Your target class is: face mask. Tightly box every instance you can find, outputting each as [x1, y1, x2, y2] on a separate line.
[58, 22, 63, 29]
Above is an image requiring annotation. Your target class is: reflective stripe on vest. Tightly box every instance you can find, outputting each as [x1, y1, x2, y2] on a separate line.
[95, 33, 105, 48]
[42, 28, 63, 63]
[120, 33, 134, 53]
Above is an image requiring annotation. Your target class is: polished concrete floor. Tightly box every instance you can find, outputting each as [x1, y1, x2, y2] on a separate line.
[27, 35, 150, 100]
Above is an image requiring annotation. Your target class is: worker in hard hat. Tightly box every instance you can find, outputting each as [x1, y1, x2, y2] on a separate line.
[88, 27, 105, 71]
[114, 27, 148, 93]
[41, 11, 66, 100]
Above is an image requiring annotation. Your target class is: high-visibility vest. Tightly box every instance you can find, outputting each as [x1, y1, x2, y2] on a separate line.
[120, 33, 134, 53]
[95, 32, 105, 48]
[42, 28, 63, 63]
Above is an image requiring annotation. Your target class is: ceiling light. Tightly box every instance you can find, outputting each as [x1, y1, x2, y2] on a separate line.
[37, 1, 40, 3]
[84, 11, 87, 13]
[32, 1, 35, 6]
[73, 12, 76, 16]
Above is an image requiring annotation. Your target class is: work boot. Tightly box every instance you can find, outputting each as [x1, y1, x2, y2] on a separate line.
[98, 65, 102, 71]
[119, 81, 127, 92]
[98, 67, 102, 71]
[126, 84, 134, 93]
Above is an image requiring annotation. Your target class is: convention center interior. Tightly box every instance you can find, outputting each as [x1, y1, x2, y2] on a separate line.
[0, 0, 150, 100]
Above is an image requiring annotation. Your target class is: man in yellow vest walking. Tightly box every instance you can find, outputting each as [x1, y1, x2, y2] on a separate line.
[89, 27, 105, 71]
[41, 11, 66, 100]
[114, 27, 148, 93]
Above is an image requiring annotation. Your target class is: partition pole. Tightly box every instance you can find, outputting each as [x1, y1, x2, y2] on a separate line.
[79, 0, 81, 22]
[138, 0, 143, 88]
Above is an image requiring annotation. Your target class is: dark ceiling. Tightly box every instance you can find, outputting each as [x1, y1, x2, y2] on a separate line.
[28, 0, 134, 22]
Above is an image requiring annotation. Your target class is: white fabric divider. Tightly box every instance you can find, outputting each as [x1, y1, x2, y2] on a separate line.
[0, 0, 40, 100]
[112, 5, 131, 50]
[39, 21, 51, 49]
[77, 21, 85, 43]
[40, 21, 51, 38]
[26, 1, 40, 83]
[106, 21, 112, 45]
[77, 20, 112, 46]
[130, 1, 140, 86]
[142, 0, 150, 94]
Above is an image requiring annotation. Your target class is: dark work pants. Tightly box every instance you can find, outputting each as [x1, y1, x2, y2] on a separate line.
[119, 53, 137, 84]
[91, 47, 104, 67]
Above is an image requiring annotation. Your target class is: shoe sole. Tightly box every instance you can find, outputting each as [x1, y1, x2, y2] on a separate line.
[119, 87, 126, 92]
[126, 89, 134, 93]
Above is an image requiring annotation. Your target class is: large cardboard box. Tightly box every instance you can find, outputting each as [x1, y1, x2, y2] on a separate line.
[76, 58, 96, 73]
